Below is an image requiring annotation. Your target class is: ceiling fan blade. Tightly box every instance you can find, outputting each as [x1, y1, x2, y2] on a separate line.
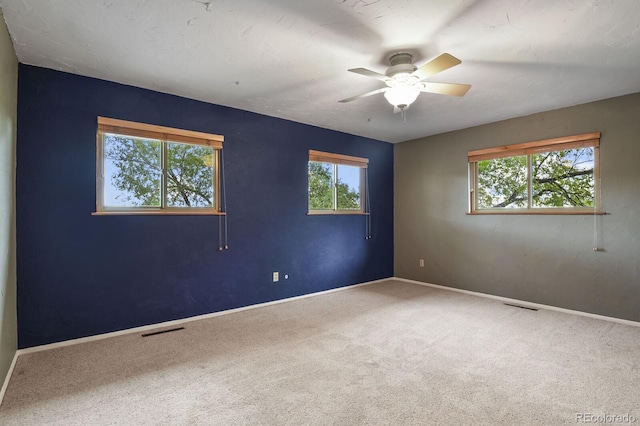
[420, 82, 471, 97]
[339, 87, 388, 103]
[348, 68, 389, 82]
[411, 53, 461, 81]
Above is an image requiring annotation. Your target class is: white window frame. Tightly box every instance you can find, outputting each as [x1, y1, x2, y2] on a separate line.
[308, 150, 368, 215]
[468, 132, 601, 214]
[94, 117, 224, 215]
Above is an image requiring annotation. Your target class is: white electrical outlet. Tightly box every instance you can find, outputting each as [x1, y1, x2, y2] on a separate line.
[419, 259, 424, 267]
[273, 272, 279, 282]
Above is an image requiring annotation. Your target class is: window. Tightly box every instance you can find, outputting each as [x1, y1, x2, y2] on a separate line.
[308, 150, 368, 214]
[95, 117, 224, 215]
[468, 132, 601, 214]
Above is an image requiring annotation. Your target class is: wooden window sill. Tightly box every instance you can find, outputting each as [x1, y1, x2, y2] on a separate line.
[307, 211, 369, 216]
[467, 211, 607, 215]
[93, 210, 225, 216]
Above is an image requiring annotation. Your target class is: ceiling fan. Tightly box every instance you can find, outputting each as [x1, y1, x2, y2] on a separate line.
[339, 52, 471, 112]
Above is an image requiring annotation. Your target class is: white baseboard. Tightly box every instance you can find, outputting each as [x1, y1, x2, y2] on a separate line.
[5, 276, 637, 407]
[0, 351, 18, 407]
[0, 278, 389, 406]
[393, 277, 640, 328]
[15, 277, 640, 355]
[17, 278, 390, 356]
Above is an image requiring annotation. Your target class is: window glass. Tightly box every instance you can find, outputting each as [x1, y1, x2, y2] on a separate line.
[477, 155, 528, 209]
[308, 161, 335, 210]
[468, 133, 600, 214]
[103, 134, 162, 207]
[166, 142, 214, 208]
[531, 147, 594, 208]
[336, 164, 361, 210]
[307, 150, 368, 214]
[97, 117, 223, 214]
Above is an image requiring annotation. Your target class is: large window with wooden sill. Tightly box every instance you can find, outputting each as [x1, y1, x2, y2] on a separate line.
[468, 132, 601, 214]
[308, 150, 368, 214]
[95, 117, 224, 215]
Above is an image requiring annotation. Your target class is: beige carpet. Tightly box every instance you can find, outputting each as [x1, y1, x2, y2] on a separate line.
[1, 280, 639, 425]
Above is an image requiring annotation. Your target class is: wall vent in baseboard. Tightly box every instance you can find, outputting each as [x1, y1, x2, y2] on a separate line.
[504, 303, 538, 311]
[141, 327, 185, 337]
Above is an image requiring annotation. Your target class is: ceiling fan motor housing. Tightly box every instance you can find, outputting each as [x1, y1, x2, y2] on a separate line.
[386, 53, 417, 79]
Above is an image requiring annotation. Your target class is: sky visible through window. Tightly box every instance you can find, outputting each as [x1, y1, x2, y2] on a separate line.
[103, 135, 161, 207]
[338, 165, 360, 194]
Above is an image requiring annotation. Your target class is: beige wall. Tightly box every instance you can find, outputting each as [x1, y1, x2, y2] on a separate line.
[395, 93, 640, 322]
[0, 9, 18, 391]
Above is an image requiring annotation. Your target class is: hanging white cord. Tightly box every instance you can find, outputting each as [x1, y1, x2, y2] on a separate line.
[365, 167, 372, 239]
[592, 200, 598, 251]
[593, 147, 601, 252]
[221, 148, 229, 249]
[218, 207, 223, 251]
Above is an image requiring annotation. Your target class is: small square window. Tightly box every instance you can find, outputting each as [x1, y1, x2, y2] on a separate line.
[308, 150, 368, 214]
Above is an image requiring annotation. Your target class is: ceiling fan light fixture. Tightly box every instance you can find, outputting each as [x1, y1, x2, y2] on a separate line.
[340, 52, 469, 115]
[384, 85, 420, 109]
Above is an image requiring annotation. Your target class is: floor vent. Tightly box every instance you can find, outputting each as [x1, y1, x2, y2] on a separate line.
[504, 303, 538, 311]
[141, 327, 185, 337]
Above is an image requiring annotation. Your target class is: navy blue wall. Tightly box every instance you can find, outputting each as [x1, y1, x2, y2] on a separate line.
[16, 65, 394, 348]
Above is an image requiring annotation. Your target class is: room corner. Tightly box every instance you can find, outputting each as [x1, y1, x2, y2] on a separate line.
[0, 6, 18, 398]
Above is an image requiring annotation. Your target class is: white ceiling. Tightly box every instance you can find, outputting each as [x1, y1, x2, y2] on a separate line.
[2, 0, 640, 143]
